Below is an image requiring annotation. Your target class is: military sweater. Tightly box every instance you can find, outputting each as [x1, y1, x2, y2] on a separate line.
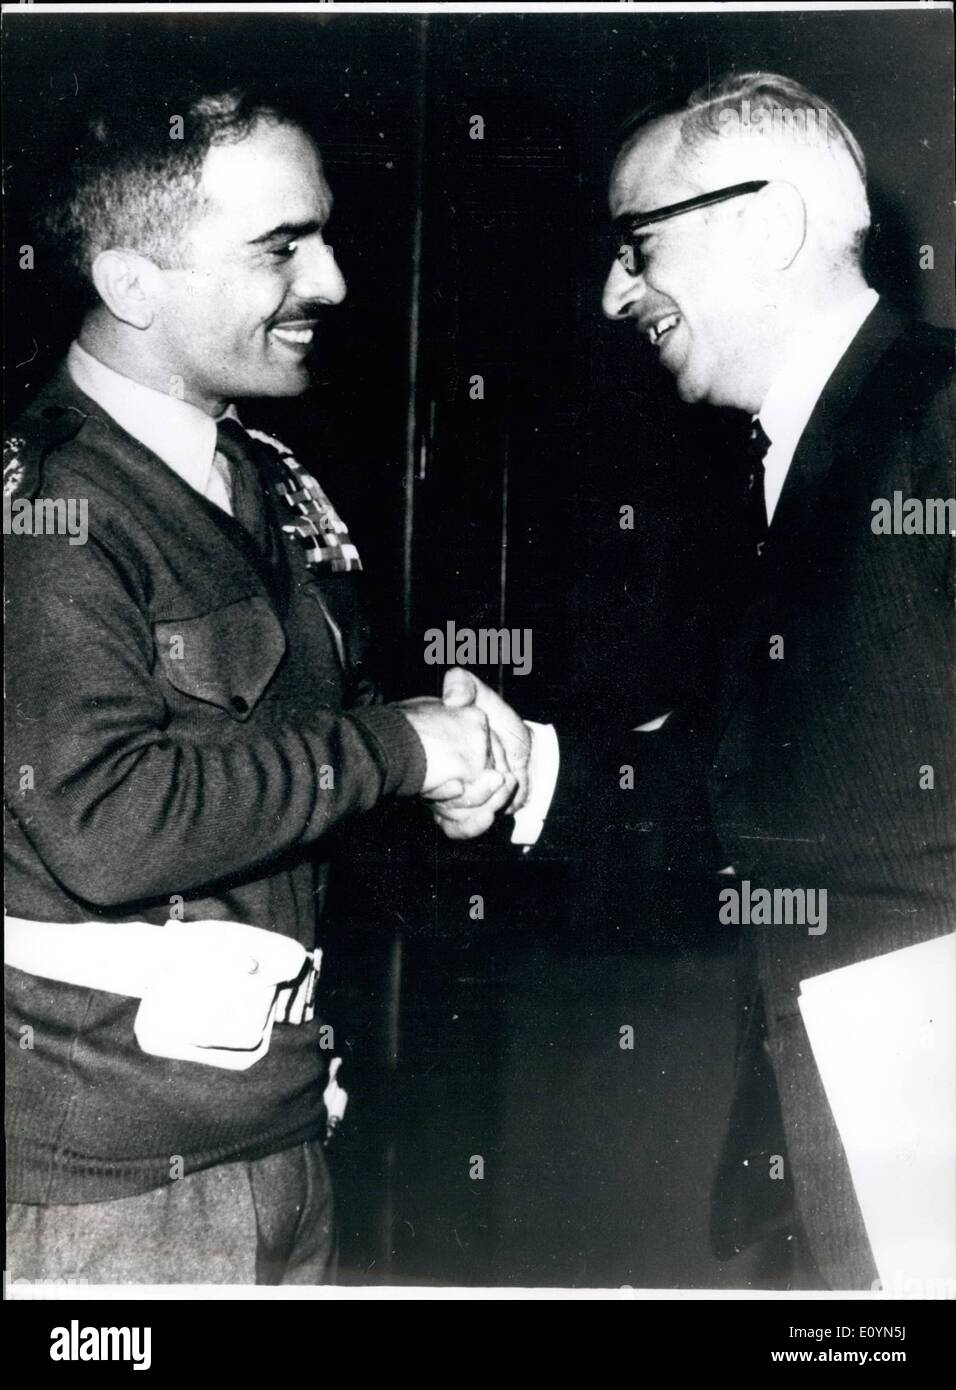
[4, 366, 425, 1204]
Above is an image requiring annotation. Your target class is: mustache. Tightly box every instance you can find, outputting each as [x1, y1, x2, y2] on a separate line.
[271, 305, 327, 327]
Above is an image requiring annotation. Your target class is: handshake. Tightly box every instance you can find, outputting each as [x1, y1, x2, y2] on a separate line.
[398, 668, 531, 840]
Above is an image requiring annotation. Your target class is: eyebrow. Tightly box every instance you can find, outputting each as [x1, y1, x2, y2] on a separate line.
[247, 217, 328, 247]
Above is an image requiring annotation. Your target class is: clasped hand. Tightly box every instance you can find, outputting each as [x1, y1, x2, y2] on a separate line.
[399, 668, 531, 840]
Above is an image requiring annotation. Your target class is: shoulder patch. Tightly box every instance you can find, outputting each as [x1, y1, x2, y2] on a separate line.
[3, 404, 86, 502]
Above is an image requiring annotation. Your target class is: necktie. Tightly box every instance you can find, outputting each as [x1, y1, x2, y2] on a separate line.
[215, 418, 271, 553]
[744, 417, 771, 558]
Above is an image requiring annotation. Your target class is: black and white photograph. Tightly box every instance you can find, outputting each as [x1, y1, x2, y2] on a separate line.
[2, 0, 954, 1330]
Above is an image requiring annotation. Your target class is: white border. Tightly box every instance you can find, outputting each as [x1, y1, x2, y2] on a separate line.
[0, 2, 950, 18]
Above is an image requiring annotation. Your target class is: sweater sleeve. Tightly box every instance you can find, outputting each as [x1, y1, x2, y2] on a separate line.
[4, 530, 425, 908]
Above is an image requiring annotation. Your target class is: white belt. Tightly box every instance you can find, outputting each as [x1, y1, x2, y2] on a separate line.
[4, 915, 323, 1073]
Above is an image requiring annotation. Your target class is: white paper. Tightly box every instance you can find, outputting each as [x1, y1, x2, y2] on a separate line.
[798, 933, 956, 1296]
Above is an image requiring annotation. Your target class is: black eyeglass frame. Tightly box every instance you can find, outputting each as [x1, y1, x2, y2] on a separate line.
[612, 179, 769, 274]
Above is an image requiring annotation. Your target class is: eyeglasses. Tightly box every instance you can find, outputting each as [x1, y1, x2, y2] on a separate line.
[612, 180, 769, 277]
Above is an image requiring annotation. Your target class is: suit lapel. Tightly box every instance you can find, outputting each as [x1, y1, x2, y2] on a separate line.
[766, 299, 908, 552]
[715, 301, 911, 729]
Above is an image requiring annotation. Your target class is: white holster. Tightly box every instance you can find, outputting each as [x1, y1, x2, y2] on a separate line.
[4, 915, 325, 1073]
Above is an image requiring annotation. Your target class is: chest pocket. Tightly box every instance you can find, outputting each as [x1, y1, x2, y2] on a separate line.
[154, 596, 287, 721]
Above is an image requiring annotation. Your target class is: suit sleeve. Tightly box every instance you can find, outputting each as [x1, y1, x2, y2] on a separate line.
[538, 717, 719, 877]
[4, 530, 425, 907]
[532, 572, 731, 871]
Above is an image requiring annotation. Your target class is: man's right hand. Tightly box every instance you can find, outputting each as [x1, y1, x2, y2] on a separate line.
[441, 668, 531, 810]
[397, 697, 496, 796]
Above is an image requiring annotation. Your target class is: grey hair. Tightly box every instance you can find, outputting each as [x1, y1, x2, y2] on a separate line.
[619, 72, 871, 267]
[680, 73, 870, 265]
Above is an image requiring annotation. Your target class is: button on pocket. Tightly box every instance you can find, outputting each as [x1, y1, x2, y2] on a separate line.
[155, 596, 287, 720]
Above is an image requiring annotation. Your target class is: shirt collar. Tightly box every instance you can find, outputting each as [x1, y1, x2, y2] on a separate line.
[757, 286, 880, 463]
[67, 341, 234, 496]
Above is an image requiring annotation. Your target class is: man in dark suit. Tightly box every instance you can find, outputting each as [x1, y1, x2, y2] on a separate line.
[434, 72, 955, 1289]
[4, 85, 514, 1286]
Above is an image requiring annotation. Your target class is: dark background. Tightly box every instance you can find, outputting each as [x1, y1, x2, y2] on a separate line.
[3, 7, 953, 1287]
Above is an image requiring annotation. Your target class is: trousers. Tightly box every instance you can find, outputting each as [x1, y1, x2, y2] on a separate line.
[711, 992, 877, 1290]
[6, 1140, 335, 1286]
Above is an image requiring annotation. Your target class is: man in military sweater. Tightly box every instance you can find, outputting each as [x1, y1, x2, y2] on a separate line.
[4, 87, 515, 1285]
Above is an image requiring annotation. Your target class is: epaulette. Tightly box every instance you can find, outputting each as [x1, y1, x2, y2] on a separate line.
[3, 403, 87, 503]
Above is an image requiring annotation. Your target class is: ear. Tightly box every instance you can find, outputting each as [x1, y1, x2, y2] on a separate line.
[746, 180, 807, 271]
[90, 249, 165, 330]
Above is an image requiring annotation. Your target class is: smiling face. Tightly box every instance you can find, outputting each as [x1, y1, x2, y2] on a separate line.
[602, 116, 771, 411]
[152, 119, 346, 413]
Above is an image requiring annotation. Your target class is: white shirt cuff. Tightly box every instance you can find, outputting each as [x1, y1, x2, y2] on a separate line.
[633, 711, 671, 732]
[510, 721, 560, 846]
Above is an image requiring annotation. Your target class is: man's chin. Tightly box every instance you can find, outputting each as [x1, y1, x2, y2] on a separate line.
[262, 377, 312, 399]
[674, 372, 704, 405]
[234, 365, 313, 400]
[662, 348, 702, 404]
[672, 362, 720, 408]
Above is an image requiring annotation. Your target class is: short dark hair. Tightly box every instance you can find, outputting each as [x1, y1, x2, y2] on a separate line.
[47, 86, 304, 284]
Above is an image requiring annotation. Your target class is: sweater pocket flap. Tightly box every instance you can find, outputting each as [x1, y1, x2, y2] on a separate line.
[154, 597, 286, 719]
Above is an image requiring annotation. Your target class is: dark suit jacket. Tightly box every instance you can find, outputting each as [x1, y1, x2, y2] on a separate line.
[541, 300, 955, 1284]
